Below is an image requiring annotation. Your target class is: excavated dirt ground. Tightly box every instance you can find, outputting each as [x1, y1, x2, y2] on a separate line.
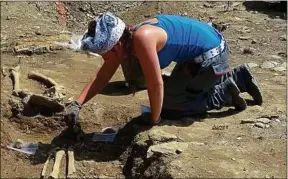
[1, 1, 287, 179]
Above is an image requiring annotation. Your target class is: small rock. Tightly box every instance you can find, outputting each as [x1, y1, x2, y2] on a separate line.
[239, 36, 251, 40]
[144, 14, 151, 18]
[242, 47, 255, 55]
[257, 136, 264, 140]
[268, 55, 282, 61]
[212, 124, 228, 130]
[256, 118, 270, 124]
[261, 61, 277, 69]
[251, 39, 257, 44]
[183, 12, 188, 16]
[243, 167, 247, 171]
[234, 17, 243, 21]
[147, 142, 188, 158]
[13, 46, 33, 56]
[240, 119, 257, 124]
[189, 142, 206, 146]
[247, 62, 258, 68]
[255, 122, 265, 129]
[35, 30, 41, 35]
[271, 61, 279, 66]
[157, 11, 161, 14]
[273, 66, 286, 72]
[148, 129, 180, 144]
[236, 137, 242, 140]
[203, 3, 213, 8]
[231, 158, 236, 161]
[189, 141, 206, 146]
[279, 35, 286, 41]
[277, 51, 286, 57]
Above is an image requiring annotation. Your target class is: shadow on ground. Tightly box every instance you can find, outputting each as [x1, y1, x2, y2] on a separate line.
[243, 1, 287, 19]
[29, 106, 242, 166]
[100, 81, 145, 96]
[29, 116, 153, 165]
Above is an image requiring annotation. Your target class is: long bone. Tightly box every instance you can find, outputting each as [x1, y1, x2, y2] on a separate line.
[49, 149, 65, 179]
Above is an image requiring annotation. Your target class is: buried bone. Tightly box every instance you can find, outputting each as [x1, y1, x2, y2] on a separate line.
[41, 153, 53, 179]
[67, 150, 76, 178]
[9, 66, 21, 96]
[8, 67, 65, 113]
[2, 66, 7, 77]
[49, 149, 65, 179]
[28, 71, 59, 88]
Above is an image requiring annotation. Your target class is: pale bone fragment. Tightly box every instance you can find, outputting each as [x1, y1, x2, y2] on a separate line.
[67, 150, 77, 178]
[1, 66, 7, 77]
[28, 71, 58, 88]
[41, 153, 53, 179]
[49, 150, 65, 179]
[9, 66, 21, 96]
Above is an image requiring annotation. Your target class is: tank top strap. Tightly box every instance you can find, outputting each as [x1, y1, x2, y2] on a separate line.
[133, 21, 157, 32]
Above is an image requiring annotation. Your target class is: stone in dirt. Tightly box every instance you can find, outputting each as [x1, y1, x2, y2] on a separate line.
[256, 118, 271, 124]
[261, 61, 277, 69]
[239, 36, 251, 40]
[251, 39, 257, 44]
[148, 128, 180, 144]
[147, 142, 189, 158]
[242, 47, 255, 55]
[240, 119, 257, 124]
[247, 62, 258, 68]
[203, 3, 213, 8]
[273, 66, 286, 72]
[212, 124, 228, 130]
[254, 122, 266, 129]
[268, 55, 282, 61]
[279, 35, 286, 41]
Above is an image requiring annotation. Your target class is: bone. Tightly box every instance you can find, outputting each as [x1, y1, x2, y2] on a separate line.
[1, 66, 7, 77]
[9, 66, 21, 96]
[28, 94, 65, 111]
[41, 153, 53, 179]
[67, 150, 76, 178]
[49, 150, 65, 179]
[28, 71, 59, 88]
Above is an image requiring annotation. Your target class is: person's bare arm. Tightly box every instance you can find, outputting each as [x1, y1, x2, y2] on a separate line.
[133, 31, 164, 123]
[77, 59, 121, 105]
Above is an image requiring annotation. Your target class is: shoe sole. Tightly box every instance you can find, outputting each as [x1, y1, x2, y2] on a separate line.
[243, 64, 263, 105]
[228, 78, 247, 111]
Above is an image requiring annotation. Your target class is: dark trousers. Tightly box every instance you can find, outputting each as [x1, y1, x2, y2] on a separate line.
[161, 46, 233, 119]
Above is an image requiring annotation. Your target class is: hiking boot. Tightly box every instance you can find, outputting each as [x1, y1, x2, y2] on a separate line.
[239, 64, 263, 105]
[226, 78, 247, 111]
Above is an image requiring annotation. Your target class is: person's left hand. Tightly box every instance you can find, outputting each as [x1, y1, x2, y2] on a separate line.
[64, 101, 82, 128]
[141, 112, 161, 125]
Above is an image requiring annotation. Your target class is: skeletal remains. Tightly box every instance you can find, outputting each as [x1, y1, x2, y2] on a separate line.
[8, 65, 66, 113]
[41, 148, 76, 179]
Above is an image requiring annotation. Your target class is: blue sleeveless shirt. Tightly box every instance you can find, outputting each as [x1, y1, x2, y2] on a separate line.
[134, 15, 223, 69]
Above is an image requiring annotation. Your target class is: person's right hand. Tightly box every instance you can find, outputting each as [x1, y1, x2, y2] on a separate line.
[64, 101, 82, 128]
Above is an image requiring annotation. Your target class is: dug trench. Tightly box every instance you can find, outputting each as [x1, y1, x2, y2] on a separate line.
[1, 1, 287, 179]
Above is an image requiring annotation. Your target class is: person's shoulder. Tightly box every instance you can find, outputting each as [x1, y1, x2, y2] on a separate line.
[132, 25, 155, 43]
